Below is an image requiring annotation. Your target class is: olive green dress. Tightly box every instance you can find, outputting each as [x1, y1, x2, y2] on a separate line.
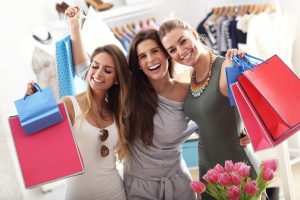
[184, 57, 259, 200]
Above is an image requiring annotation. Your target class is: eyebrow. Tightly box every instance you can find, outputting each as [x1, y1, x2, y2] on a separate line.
[138, 46, 160, 57]
[166, 36, 184, 51]
[91, 61, 114, 69]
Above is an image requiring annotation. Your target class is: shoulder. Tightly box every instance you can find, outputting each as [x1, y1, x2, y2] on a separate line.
[60, 96, 75, 125]
[172, 80, 190, 102]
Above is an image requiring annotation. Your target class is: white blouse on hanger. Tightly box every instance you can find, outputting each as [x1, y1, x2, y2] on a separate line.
[246, 10, 297, 71]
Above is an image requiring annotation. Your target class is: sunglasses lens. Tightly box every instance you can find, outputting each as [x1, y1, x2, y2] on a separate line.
[100, 145, 109, 157]
[99, 129, 109, 141]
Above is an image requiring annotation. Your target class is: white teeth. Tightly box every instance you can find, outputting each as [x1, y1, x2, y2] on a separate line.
[93, 78, 104, 83]
[181, 52, 192, 60]
[149, 64, 160, 70]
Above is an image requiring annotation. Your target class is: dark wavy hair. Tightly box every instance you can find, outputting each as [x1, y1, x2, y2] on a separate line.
[127, 29, 174, 145]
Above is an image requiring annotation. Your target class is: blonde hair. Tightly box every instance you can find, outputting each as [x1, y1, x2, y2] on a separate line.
[80, 44, 131, 161]
[158, 17, 212, 52]
[158, 17, 194, 39]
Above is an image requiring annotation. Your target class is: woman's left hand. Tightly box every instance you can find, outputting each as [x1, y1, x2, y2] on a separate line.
[239, 128, 250, 147]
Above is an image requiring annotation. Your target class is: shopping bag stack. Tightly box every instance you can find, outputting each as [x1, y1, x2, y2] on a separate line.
[9, 83, 84, 188]
[227, 54, 300, 151]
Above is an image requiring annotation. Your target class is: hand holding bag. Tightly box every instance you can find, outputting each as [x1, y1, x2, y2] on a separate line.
[14, 83, 63, 135]
[225, 54, 264, 106]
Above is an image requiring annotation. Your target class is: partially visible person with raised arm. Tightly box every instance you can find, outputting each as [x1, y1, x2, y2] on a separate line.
[26, 7, 130, 200]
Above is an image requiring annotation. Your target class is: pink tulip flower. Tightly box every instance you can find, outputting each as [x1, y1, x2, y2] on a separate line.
[203, 169, 219, 183]
[244, 180, 259, 195]
[227, 185, 241, 200]
[225, 160, 235, 172]
[231, 172, 242, 185]
[218, 173, 231, 186]
[261, 159, 277, 171]
[235, 162, 250, 178]
[214, 164, 225, 173]
[262, 168, 274, 181]
[190, 181, 206, 194]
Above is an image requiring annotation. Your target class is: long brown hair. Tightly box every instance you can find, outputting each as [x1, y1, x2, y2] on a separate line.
[80, 44, 130, 161]
[127, 29, 173, 145]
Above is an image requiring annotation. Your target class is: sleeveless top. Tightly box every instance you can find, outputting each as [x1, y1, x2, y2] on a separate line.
[123, 94, 197, 200]
[184, 57, 259, 180]
[64, 96, 126, 200]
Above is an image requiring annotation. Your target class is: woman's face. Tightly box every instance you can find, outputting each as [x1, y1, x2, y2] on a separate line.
[88, 52, 118, 92]
[161, 28, 200, 67]
[137, 39, 169, 81]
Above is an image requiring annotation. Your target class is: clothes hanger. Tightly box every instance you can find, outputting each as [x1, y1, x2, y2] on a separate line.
[237, 5, 250, 16]
[122, 25, 133, 36]
[115, 27, 126, 38]
[32, 26, 52, 45]
[111, 27, 122, 40]
[127, 23, 136, 34]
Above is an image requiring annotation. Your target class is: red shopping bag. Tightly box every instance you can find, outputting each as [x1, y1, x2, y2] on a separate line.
[8, 103, 84, 188]
[231, 82, 274, 151]
[237, 54, 300, 144]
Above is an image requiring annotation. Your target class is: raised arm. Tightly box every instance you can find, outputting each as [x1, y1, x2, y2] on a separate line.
[65, 6, 89, 80]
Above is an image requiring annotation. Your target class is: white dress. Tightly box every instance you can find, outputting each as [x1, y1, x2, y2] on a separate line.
[65, 96, 126, 200]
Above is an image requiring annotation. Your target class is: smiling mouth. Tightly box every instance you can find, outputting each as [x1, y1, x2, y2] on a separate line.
[93, 77, 104, 83]
[181, 52, 192, 61]
[148, 64, 161, 71]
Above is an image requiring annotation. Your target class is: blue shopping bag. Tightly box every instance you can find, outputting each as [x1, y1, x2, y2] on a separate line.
[225, 54, 264, 106]
[56, 35, 76, 98]
[14, 83, 63, 135]
[56, 35, 86, 99]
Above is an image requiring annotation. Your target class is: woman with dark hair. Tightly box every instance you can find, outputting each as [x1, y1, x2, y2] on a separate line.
[124, 29, 197, 200]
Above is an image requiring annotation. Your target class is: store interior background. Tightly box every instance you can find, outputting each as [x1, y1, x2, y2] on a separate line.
[0, 0, 300, 199]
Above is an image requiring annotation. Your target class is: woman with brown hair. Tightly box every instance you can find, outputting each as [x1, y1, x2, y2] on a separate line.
[26, 7, 130, 200]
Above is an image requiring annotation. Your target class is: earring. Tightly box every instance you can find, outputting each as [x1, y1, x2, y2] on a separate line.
[114, 82, 119, 85]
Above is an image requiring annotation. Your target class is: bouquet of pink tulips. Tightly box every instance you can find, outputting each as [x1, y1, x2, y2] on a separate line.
[190, 159, 277, 200]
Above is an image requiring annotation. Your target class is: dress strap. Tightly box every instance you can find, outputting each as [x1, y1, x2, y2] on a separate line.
[68, 96, 82, 118]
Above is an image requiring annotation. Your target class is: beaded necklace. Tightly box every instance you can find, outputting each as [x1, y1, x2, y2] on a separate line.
[190, 52, 213, 97]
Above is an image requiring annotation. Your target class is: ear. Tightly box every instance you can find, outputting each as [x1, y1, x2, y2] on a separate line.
[192, 30, 199, 40]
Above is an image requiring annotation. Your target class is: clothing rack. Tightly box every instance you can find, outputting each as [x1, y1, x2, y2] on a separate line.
[110, 17, 159, 52]
[206, 0, 281, 15]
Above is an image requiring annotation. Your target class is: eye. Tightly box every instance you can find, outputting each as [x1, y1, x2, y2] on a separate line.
[91, 64, 99, 69]
[152, 49, 159, 53]
[139, 54, 146, 60]
[169, 48, 176, 54]
[180, 39, 187, 45]
[104, 67, 113, 74]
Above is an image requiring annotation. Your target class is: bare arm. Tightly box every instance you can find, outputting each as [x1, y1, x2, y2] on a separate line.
[65, 6, 89, 80]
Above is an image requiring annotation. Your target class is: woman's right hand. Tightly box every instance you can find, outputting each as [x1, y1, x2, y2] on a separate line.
[25, 81, 37, 96]
[64, 6, 81, 25]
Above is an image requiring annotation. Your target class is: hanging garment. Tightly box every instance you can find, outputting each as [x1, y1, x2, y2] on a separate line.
[31, 47, 58, 99]
[246, 10, 297, 71]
